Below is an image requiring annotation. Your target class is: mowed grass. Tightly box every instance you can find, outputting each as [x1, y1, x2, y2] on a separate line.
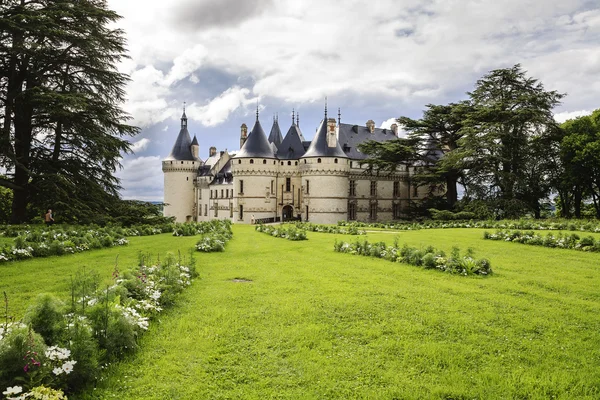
[0, 234, 200, 318]
[56, 225, 600, 400]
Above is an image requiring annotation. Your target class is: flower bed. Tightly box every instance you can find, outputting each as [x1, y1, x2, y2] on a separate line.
[483, 230, 600, 252]
[255, 224, 307, 241]
[195, 220, 233, 252]
[338, 219, 600, 233]
[334, 239, 492, 276]
[286, 222, 365, 235]
[0, 252, 199, 398]
[0, 221, 235, 263]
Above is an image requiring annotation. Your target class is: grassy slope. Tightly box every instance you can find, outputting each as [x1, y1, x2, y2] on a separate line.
[64, 225, 600, 400]
[0, 234, 200, 318]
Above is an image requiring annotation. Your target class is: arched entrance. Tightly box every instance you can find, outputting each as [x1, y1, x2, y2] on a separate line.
[282, 205, 294, 221]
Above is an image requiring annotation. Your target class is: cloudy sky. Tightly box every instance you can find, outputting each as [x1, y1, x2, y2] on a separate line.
[108, 0, 600, 201]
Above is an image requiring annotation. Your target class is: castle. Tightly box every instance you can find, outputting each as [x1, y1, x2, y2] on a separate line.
[162, 107, 438, 224]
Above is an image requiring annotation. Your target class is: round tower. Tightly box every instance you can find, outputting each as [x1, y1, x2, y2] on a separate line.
[300, 109, 350, 224]
[162, 107, 201, 222]
[231, 110, 278, 224]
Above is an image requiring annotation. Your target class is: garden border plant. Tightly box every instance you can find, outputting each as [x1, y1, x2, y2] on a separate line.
[334, 238, 492, 276]
[284, 222, 365, 235]
[338, 219, 600, 233]
[483, 230, 600, 252]
[0, 250, 200, 399]
[255, 224, 307, 241]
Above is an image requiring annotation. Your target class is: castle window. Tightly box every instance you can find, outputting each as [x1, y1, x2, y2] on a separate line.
[238, 160, 241, 164]
[170, 161, 173, 164]
[281, 161, 284, 165]
[239, 205, 243, 220]
[317, 158, 321, 163]
[271, 180, 274, 194]
[204, 204, 207, 216]
[186, 177, 188, 181]
[393, 181, 400, 197]
[370, 181, 377, 197]
[393, 203, 401, 219]
[181, 161, 184, 164]
[250, 159, 254, 164]
[306, 180, 309, 194]
[285, 177, 291, 192]
[221, 189, 224, 198]
[240, 180, 244, 194]
[304, 159, 307, 164]
[295, 161, 298, 165]
[348, 202, 356, 220]
[334, 158, 338, 164]
[349, 180, 356, 197]
[369, 202, 377, 220]
[273, 161, 276, 165]
[287, 161, 291, 166]
[210, 190, 212, 199]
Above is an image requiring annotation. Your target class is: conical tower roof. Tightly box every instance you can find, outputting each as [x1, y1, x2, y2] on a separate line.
[165, 110, 195, 161]
[277, 122, 306, 159]
[234, 119, 276, 158]
[267, 119, 283, 148]
[302, 116, 347, 158]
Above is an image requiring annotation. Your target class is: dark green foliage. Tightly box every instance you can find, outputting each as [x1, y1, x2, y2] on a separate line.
[0, 0, 139, 223]
[24, 294, 65, 345]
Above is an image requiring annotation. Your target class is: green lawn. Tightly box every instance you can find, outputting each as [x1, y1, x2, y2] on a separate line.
[2, 226, 599, 399]
[0, 234, 200, 318]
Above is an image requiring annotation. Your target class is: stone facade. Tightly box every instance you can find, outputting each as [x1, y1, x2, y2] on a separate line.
[163, 110, 431, 224]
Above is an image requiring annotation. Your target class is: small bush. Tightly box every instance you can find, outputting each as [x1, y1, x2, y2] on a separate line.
[24, 294, 66, 345]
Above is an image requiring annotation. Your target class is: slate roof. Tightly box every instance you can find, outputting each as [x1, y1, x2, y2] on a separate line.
[165, 126, 195, 161]
[267, 119, 283, 148]
[191, 135, 198, 146]
[212, 159, 233, 184]
[302, 118, 347, 158]
[337, 123, 397, 160]
[234, 119, 276, 158]
[277, 123, 306, 159]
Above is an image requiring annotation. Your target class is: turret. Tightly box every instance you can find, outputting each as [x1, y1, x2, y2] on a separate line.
[366, 119, 375, 133]
[162, 105, 200, 223]
[300, 103, 349, 224]
[191, 135, 199, 159]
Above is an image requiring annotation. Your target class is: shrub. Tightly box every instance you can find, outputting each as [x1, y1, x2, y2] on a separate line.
[24, 294, 66, 345]
[0, 327, 48, 391]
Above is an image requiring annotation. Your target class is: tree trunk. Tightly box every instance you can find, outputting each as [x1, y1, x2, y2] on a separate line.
[10, 83, 34, 224]
[574, 188, 582, 219]
[445, 174, 458, 208]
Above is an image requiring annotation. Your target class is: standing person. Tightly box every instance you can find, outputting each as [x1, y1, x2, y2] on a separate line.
[45, 209, 55, 226]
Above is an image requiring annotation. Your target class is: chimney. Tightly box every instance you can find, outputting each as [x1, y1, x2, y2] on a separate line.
[191, 144, 199, 159]
[366, 120, 375, 133]
[240, 123, 248, 148]
[327, 118, 337, 148]
[209, 146, 217, 157]
[390, 123, 398, 136]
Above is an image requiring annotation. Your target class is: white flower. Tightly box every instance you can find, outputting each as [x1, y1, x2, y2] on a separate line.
[53, 367, 64, 375]
[62, 360, 77, 374]
[3, 386, 22, 396]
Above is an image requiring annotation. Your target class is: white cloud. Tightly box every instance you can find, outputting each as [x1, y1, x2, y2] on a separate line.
[188, 86, 257, 127]
[117, 156, 164, 201]
[554, 109, 592, 123]
[130, 138, 151, 153]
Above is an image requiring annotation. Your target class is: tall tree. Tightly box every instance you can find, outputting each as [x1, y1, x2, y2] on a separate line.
[0, 0, 138, 223]
[559, 110, 600, 218]
[450, 64, 564, 217]
[399, 101, 473, 208]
